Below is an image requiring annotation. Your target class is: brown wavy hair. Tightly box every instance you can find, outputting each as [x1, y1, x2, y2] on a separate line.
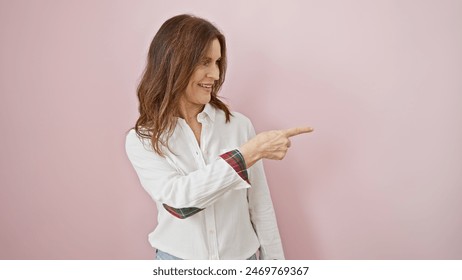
[133, 14, 232, 156]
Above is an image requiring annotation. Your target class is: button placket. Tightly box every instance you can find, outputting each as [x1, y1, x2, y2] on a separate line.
[204, 205, 219, 260]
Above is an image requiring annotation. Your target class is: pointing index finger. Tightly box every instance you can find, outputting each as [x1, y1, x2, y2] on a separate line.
[283, 127, 314, 138]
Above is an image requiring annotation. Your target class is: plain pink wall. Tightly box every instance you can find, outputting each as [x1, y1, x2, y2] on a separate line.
[1, 0, 461, 259]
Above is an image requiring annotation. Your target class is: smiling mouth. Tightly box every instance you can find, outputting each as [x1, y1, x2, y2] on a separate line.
[198, 83, 213, 89]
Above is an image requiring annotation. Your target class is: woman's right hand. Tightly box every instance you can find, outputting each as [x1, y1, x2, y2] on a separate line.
[239, 127, 313, 168]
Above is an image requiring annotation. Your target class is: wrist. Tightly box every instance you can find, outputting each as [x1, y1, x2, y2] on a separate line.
[239, 144, 261, 168]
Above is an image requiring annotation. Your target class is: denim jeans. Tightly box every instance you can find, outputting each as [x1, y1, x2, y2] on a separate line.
[156, 249, 257, 260]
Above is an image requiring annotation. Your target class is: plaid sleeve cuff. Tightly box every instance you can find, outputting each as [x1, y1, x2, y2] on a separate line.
[220, 149, 250, 184]
[163, 204, 204, 219]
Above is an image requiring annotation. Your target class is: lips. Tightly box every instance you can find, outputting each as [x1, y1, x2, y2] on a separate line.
[198, 83, 213, 89]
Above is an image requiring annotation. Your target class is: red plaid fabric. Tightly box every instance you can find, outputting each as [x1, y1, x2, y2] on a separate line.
[162, 204, 204, 219]
[219, 149, 250, 184]
[163, 149, 249, 219]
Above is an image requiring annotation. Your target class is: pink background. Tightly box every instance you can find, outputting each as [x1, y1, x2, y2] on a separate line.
[1, 0, 461, 259]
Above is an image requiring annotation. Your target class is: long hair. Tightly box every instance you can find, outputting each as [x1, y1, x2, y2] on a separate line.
[134, 14, 231, 156]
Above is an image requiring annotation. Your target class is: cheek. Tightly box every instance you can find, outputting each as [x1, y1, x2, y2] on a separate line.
[185, 82, 199, 100]
[185, 78, 196, 91]
[191, 69, 205, 82]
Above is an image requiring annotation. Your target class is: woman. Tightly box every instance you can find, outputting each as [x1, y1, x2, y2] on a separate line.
[125, 14, 312, 260]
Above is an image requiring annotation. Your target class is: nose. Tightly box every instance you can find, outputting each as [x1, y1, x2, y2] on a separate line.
[206, 64, 220, 80]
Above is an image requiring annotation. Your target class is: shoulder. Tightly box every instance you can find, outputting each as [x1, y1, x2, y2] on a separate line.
[214, 109, 256, 140]
[215, 108, 253, 127]
[125, 128, 142, 143]
[125, 128, 136, 142]
[231, 111, 251, 123]
[125, 128, 153, 153]
[231, 111, 255, 135]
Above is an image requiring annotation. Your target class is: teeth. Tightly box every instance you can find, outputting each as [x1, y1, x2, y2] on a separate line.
[199, 83, 213, 88]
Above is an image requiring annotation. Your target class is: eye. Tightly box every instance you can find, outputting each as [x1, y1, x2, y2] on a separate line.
[201, 58, 211, 66]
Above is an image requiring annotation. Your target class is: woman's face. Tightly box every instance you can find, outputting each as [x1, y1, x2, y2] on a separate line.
[181, 38, 221, 111]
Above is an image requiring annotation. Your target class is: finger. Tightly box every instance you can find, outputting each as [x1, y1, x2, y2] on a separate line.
[283, 127, 314, 138]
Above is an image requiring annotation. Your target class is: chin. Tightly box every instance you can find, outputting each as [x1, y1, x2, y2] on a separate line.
[201, 96, 212, 104]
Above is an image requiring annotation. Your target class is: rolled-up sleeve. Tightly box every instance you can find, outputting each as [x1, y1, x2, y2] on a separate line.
[125, 131, 250, 214]
[220, 149, 250, 184]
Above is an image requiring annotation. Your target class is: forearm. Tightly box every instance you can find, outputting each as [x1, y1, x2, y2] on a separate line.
[238, 144, 261, 168]
[126, 133, 250, 213]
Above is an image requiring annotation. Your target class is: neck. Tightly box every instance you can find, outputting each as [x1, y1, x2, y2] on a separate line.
[178, 101, 205, 123]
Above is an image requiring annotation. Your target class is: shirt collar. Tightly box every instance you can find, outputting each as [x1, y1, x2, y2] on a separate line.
[197, 103, 216, 124]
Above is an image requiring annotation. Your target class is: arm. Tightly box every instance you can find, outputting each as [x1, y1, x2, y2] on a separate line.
[125, 131, 250, 213]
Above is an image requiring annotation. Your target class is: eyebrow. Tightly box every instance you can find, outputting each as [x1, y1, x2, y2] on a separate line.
[202, 57, 222, 62]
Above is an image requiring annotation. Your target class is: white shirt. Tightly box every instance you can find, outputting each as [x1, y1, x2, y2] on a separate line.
[125, 103, 285, 260]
